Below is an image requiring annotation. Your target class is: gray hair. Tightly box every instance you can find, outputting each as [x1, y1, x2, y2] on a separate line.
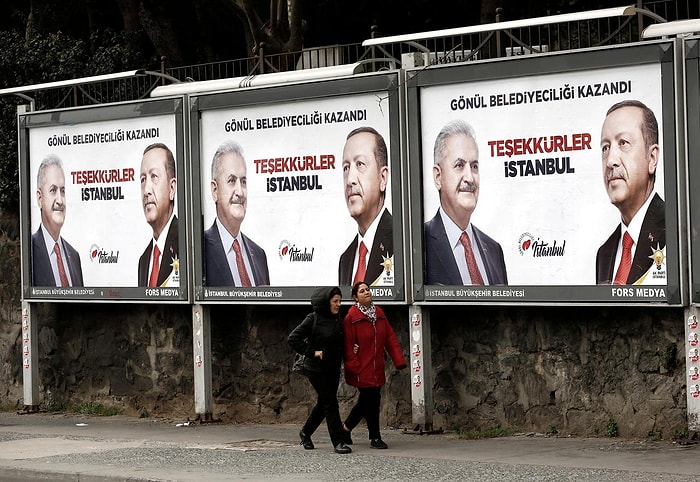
[211, 140, 245, 180]
[433, 120, 477, 165]
[37, 154, 64, 188]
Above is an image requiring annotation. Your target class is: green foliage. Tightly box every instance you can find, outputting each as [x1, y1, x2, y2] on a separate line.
[72, 401, 122, 416]
[660, 344, 678, 372]
[43, 396, 67, 412]
[43, 397, 122, 416]
[89, 29, 149, 75]
[458, 425, 514, 440]
[139, 407, 150, 418]
[672, 428, 689, 440]
[0, 103, 18, 211]
[0, 26, 149, 211]
[605, 418, 619, 437]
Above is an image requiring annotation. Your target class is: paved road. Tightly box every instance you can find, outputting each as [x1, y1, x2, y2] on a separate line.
[0, 411, 698, 481]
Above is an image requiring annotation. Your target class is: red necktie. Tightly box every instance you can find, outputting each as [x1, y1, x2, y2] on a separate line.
[53, 242, 69, 287]
[459, 232, 484, 285]
[148, 245, 161, 287]
[353, 241, 368, 285]
[613, 232, 634, 285]
[233, 239, 252, 287]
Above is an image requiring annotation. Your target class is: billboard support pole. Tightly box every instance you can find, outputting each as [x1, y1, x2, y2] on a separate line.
[192, 304, 213, 421]
[20, 301, 40, 412]
[407, 305, 438, 433]
[19, 101, 40, 414]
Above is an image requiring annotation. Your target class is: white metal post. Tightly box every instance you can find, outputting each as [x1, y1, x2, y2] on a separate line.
[21, 301, 39, 411]
[192, 304, 213, 420]
[408, 305, 434, 432]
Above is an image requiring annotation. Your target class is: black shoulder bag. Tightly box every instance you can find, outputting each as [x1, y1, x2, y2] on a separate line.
[292, 313, 317, 375]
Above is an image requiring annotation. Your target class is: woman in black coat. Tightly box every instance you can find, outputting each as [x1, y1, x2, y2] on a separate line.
[288, 286, 351, 454]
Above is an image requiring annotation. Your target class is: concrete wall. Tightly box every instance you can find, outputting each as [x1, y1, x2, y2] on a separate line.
[0, 212, 687, 438]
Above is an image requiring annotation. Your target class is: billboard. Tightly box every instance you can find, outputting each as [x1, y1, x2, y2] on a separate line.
[19, 99, 188, 301]
[408, 42, 680, 304]
[190, 74, 405, 302]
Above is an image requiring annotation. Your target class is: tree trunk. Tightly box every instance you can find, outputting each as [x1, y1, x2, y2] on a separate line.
[233, 0, 303, 58]
[25, 0, 52, 46]
[115, 0, 141, 33]
[285, 0, 302, 51]
[138, 2, 184, 66]
[480, 0, 499, 24]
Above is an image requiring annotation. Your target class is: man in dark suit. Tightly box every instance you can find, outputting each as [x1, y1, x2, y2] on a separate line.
[596, 100, 665, 285]
[339, 127, 393, 286]
[424, 120, 507, 286]
[137, 143, 179, 287]
[204, 140, 269, 287]
[32, 154, 84, 287]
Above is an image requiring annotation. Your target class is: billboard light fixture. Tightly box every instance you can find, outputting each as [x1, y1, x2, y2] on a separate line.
[0, 70, 156, 98]
[150, 62, 368, 98]
[362, 6, 665, 46]
[642, 19, 700, 38]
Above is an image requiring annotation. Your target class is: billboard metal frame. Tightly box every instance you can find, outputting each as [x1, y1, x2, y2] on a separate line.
[406, 40, 682, 306]
[188, 73, 406, 303]
[18, 98, 190, 303]
[685, 38, 700, 304]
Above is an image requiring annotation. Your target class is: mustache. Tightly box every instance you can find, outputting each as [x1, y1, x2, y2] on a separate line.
[458, 181, 477, 193]
[606, 167, 627, 183]
[346, 187, 361, 197]
[229, 194, 245, 205]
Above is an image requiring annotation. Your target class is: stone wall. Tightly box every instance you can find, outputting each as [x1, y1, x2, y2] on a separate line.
[428, 306, 685, 438]
[0, 211, 22, 407]
[0, 211, 687, 438]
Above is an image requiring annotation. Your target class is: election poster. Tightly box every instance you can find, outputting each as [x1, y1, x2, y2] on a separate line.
[191, 75, 403, 302]
[412, 45, 678, 303]
[21, 99, 187, 301]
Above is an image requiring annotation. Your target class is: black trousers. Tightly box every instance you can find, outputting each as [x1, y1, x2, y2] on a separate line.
[344, 386, 382, 440]
[302, 371, 343, 445]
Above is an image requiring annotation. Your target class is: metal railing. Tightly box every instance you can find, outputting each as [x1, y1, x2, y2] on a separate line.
[16, 1, 700, 110]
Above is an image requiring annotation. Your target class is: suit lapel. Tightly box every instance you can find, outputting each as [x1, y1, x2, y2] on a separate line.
[240, 233, 260, 286]
[628, 194, 665, 283]
[365, 210, 392, 284]
[429, 212, 462, 285]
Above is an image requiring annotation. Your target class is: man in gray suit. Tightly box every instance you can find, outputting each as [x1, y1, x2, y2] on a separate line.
[204, 140, 269, 287]
[424, 120, 507, 285]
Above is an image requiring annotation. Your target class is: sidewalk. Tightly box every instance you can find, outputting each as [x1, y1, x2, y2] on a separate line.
[0, 411, 697, 481]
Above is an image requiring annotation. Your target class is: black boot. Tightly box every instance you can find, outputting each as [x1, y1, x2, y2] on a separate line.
[370, 438, 388, 449]
[299, 430, 314, 450]
[334, 442, 352, 454]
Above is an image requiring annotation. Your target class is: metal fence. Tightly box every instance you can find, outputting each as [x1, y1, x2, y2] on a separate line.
[25, 1, 700, 110]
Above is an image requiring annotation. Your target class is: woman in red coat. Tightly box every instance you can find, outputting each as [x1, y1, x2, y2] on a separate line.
[341, 281, 407, 449]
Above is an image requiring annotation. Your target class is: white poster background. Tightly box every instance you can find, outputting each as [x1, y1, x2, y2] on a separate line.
[199, 92, 393, 286]
[29, 114, 178, 287]
[420, 63, 664, 285]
